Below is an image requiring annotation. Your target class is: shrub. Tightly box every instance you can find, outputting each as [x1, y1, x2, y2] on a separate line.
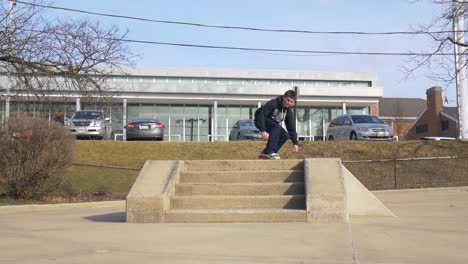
[0, 117, 74, 199]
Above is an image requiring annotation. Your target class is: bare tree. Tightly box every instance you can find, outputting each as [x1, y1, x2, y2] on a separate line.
[0, 0, 133, 103]
[389, 100, 407, 139]
[406, 0, 466, 84]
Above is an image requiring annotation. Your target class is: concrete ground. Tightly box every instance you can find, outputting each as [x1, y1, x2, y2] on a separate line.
[1, 187, 467, 264]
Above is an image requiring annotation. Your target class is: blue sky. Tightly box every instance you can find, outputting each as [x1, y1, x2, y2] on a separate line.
[40, 0, 455, 104]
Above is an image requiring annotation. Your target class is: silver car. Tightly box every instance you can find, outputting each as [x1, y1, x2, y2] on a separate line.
[125, 117, 164, 141]
[65, 110, 113, 140]
[326, 114, 394, 141]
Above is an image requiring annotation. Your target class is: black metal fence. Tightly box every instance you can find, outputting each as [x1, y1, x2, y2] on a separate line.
[342, 156, 468, 190]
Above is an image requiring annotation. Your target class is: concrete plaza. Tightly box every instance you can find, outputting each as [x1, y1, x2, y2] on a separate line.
[0, 187, 467, 264]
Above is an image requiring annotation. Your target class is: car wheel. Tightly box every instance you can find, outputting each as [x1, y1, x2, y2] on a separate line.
[328, 135, 334, 141]
[350, 132, 358, 140]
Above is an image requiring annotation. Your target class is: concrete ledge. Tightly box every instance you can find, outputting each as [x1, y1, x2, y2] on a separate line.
[305, 158, 347, 222]
[183, 159, 304, 171]
[304, 158, 395, 222]
[342, 164, 395, 217]
[126, 160, 182, 223]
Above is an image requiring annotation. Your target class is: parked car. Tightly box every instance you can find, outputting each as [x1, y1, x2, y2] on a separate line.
[229, 119, 262, 141]
[65, 110, 113, 140]
[125, 117, 164, 141]
[420, 136, 456, 141]
[326, 114, 394, 141]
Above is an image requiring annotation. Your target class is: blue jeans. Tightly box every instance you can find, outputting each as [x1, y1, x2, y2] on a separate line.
[255, 117, 290, 154]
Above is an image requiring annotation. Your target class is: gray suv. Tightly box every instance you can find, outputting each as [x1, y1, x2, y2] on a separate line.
[326, 114, 394, 141]
[65, 110, 113, 140]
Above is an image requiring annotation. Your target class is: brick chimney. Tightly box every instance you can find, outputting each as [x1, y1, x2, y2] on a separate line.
[426, 86, 443, 116]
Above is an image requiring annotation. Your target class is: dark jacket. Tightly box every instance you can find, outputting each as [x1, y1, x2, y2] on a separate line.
[254, 95, 298, 145]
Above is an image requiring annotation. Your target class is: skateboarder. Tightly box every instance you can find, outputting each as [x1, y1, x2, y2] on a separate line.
[254, 90, 299, 160]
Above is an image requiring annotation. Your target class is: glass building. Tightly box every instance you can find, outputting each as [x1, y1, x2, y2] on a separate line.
[1, 67, 381, 141]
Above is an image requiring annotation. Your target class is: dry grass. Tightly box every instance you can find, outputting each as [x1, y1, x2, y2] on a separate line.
[73, 140, 468, 168]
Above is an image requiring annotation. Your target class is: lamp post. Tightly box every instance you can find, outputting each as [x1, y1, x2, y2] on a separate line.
[5, 0, 17, 123]
[452, 0, 468, 140]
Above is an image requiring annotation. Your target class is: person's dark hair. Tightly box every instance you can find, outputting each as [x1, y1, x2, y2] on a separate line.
[284, 90, 297, 100]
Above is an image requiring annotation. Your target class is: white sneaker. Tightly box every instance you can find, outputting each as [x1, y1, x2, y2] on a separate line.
[259, 153, 281, 160]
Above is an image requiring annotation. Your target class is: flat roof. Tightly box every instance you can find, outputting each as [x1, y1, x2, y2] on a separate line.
[115, 66, 377, 82]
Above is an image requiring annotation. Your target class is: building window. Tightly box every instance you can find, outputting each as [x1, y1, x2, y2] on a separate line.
[441, 120, 449, 131]
[416, 124, 428, 134]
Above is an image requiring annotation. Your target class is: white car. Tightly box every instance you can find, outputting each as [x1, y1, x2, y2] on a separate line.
[326, 114, 394, 141]
[65, 110, 113, 140]
[420, 137, 456, 141]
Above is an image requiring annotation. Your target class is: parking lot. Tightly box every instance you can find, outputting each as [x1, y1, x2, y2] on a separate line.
[1, 187, 467, 264]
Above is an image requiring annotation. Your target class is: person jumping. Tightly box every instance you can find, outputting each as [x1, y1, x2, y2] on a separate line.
[254, 90, 299, 160]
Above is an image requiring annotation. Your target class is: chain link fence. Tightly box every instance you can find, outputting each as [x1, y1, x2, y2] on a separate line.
[342, 156, 468, 190]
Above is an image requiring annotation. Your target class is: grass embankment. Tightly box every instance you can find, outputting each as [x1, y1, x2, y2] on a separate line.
[2, 140, 468, 205]
[74, 140, 468, 167]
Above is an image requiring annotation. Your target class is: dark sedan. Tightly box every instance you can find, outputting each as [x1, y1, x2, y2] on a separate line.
[229, 119, 262, 141]
[125, 118, 164, 141]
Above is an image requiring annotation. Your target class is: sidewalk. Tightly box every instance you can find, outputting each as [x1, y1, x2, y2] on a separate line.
[1, 187, 467, 264]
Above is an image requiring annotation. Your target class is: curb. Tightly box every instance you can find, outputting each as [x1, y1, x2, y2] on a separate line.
[0, 200, 125, 213]
[372, 186, 468, 194]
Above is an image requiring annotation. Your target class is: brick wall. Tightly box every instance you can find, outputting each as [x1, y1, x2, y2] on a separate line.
[404, 86, 457, 140]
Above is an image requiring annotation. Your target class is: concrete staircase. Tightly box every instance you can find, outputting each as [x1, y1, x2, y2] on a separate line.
[126, 159, 395, 223]
[165, 160, 307, 223]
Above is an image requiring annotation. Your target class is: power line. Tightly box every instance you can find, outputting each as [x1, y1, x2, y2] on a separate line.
[18, 28, 454, 56]
[15, 0, 462, 36]
[115, 38, 454, 56]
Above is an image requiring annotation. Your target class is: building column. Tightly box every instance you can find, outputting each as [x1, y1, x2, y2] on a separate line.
[342, 102, 347, 114]
[197, 113, 201, 142]
[309, 118, 312, 141]
[213, 100, 218, 142]
[257, 101, 262, 109]
[5, 87, 10, 122]
[168, 105, 172, 142]
[182, 116, 186, 142]
[76, 98, 81, 111]
[123, 99, 127, 141]
[323, 118, 326, 141]
[225, 118, 229, 141]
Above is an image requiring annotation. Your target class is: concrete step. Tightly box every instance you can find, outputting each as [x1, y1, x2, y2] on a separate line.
[170, 195, 306, 210]
[165, 209, 307, 223]
[183, 159, 304, 172]
[179, 170, 304, 184]
[175, 183, 305, 196]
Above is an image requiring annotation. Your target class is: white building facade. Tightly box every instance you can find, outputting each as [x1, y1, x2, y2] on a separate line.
[1, 67, 382, 141]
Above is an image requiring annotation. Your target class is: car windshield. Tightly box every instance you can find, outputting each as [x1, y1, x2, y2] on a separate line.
[351, 115, 384, 124]
[72, 111, 103, 120]
[240, 120, 256, 127]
